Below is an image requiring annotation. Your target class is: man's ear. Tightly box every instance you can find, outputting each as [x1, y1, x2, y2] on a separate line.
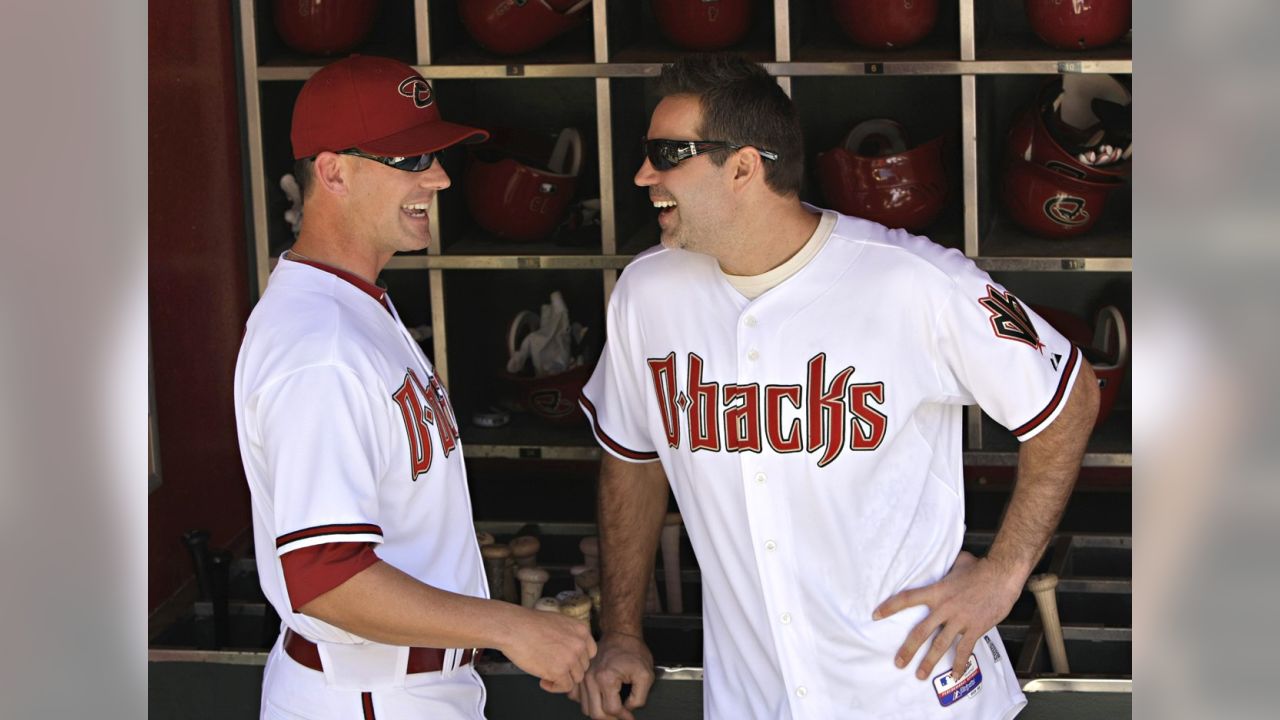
[731, 147, 763, 190]
[312, 152, 349, 197]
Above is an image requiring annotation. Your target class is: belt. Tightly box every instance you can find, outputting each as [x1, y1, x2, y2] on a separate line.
[283, 629, 478, 674]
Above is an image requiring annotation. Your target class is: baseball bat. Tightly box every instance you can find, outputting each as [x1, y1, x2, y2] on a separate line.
[516, 567, 550, 609]
[645, 570, 663, 614]
[579, 536, 599, 570]
[556, 590, 592, 626]
[573, 566, 599, 594]
[502, 555, 518, 604]
[182, 530, 218, 649]
[182, 529, 214, 601]
[1026, 573, 1070, 674]
[480, 544, 512, 602]
[509, 535, 540, 569]
[208, 549, 232, 650]
[660, 512, 684, 615]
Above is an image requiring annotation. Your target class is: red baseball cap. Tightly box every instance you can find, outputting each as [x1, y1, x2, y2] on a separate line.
[291, 55, 488, 160]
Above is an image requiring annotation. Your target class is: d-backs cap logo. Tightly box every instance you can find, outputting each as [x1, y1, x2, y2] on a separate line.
[1043, 193, 1090, 227]
[398, 77, 434, 109]
[979, 285, 1044, 352]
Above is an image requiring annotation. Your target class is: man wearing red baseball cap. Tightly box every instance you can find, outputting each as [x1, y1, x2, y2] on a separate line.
[234, 55, 596, 719]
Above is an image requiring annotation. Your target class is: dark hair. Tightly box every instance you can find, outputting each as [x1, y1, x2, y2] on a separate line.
[292, 157, 314, 201]
[655, 53, 804, 196]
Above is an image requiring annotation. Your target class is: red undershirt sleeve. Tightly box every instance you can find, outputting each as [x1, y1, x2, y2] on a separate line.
[281, 541, 381, 612]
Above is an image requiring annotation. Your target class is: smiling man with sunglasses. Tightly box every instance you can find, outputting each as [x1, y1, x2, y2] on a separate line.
[572, 54, 1099, 720]
[235, 55, 597, 720]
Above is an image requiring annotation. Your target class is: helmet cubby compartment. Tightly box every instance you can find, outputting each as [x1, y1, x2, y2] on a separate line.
[789, 0, 961, 62]
[977, 75, 1133, 259]
[428, 0, 595, 65]
[608, 0, 777, 63]
[794, 74, 965, 253]
[430, 78, 602, 255]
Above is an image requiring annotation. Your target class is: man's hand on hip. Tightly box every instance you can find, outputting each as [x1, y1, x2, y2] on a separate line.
[873, 550, 1024, 683]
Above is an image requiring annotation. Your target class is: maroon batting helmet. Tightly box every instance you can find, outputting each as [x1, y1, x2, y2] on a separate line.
[815, 119, 948, 232]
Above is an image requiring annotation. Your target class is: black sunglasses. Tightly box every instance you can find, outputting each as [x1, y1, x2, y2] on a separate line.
[642, 138, 779, 171]
[336, 148, 438, 172]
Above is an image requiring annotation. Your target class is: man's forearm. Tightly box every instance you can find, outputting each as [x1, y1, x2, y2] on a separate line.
[596, 454, 669, 637]
[987, 362, 1101, 582]
[300, 560, 523, 651]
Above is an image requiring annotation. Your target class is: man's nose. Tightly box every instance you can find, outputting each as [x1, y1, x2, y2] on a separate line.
[421, 162, 451, 190]
[634, 157, 659, 187]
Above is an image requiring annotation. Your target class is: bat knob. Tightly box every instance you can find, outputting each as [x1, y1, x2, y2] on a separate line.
[1026, 573, 1059, 594]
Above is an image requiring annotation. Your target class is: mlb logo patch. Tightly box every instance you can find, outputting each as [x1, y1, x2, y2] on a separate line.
[932, 654, 982, 708]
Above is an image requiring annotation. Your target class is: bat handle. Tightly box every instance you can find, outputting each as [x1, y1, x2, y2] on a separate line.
[1026, 573, 1070, 674]
[182, 529, 213, 601]
[660, 512, 684, 615]
[209, 549, 232, 650]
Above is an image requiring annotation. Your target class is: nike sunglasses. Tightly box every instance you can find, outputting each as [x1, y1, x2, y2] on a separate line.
[336, 148, 439, 172]
[641, 138, 779, 171]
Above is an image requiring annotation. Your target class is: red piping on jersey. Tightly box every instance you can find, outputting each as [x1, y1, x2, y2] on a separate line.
[579, 396, 659, 461]
[1012, 345, 1080, 439]
[282, 250, 390, 312]
[362, 692, 376, 719]
[276, 523, 383, 548]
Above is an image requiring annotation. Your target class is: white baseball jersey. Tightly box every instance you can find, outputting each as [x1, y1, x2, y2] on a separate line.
[582, 210, 1081, 720]
[235, 257, 489, 718]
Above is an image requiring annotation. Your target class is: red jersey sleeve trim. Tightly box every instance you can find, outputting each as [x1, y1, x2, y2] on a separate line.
[276, 523, 383, 555]
[281, 542, 381, 612]
[579, 395, 660, 462]
[1012, 345, 1081, 440]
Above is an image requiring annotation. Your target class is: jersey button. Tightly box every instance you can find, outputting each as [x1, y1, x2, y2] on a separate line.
[780, 612, 792, 625]
[796, 686, 808, 698]
[744, 315, 758, 327]
[764, 540, 777, 551]
[754, 472, 767, 484]
[747, 348, 759, 361]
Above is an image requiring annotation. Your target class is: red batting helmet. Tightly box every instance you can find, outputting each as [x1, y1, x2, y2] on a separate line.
[500, 307, 592, 426]
[1006, 77, 1131, 184]
[459, 0, 591, 56]
[1031, 304, 1128, 429]
[815, 119, 948, 232]
[1000, 155, 1120, 238]
[1025, 0, 1131, 51]
[500, 364, 592, 426]
[466, 127, 583, 242]
[273, 0, 380, 56]
[831, 0, 939, 50]
[652, 0, 753, 51]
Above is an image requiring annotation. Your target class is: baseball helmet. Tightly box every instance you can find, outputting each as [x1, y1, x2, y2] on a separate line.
[652, 0, 753, 51]
[459, 0, 591, 56]
[466, 127, 583, 242]
[1031, 304, 1128, 429]
[1001, 155, 1120, 238]
[831, 0, 939, 50]
[500, 308, 592, 426]
[815, 119, 948, 232]
[273, 0, 380, 56]
[500, 364, 592, 426]
[1024, 0, 1131, 51]
[1006, 77, 1131, 184]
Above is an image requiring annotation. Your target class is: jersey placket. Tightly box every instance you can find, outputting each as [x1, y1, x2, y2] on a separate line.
[735, 305, 829, 719]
